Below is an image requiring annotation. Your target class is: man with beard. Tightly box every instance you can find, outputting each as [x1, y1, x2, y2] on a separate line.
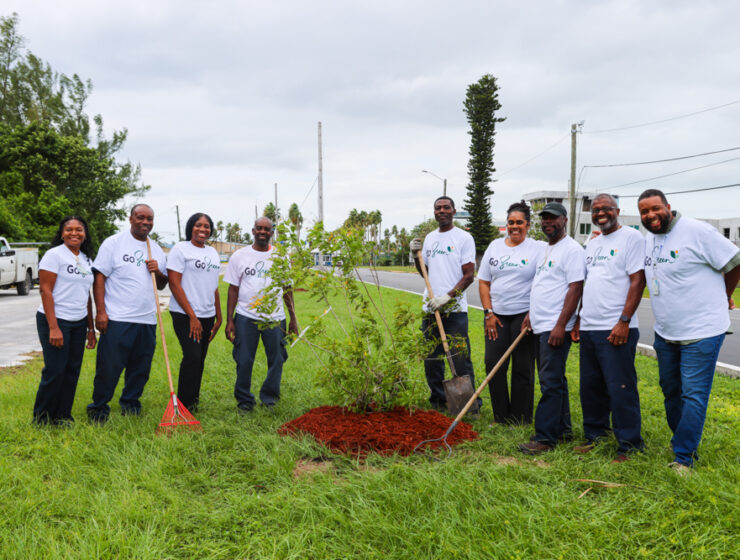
[572, 194, 646, 463]
[518, 202, 584, 454]
[87, 204, 168, 423]
[638, 189, 740, 474]
[224, 217, 299, 413]
[410, 196, 479, 412]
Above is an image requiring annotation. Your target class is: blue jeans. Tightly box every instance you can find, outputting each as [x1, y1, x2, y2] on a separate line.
[87, 320, 156, 420]
[653, 332, 725, 467]
[579, 329, 644, 454]
[421, 312, 479, 409]
[232, 315, 287, 408]
[33, 312, 88, 424]
[533, 332, 572, 445]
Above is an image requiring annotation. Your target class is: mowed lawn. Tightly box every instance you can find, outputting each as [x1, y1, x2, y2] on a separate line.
[1, 282, 738, 559]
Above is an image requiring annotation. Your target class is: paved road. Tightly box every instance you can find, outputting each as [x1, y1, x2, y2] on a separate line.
[356, 269, 740, 368]
[0, 285, 173, 368]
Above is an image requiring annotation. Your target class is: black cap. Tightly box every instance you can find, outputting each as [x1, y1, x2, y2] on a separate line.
[539, 202, 567, 217]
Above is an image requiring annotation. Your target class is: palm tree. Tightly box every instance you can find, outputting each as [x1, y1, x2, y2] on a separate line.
[288, 202, 303, 240]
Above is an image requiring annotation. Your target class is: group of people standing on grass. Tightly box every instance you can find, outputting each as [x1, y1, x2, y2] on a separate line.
[33, 205, 296, 428]
[412, 189, 739, 473]
[31, 189, 739, 472]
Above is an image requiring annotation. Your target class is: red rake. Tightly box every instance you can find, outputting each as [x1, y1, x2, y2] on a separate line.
[146, 238, 202, 435]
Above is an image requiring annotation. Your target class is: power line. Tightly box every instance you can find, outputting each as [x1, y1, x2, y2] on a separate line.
[616, 182, 740, 198]
[494, 133, 569, 177]
[594, 155, 740, 190]
[299, 176, 318, 209]
[585, 98, 740, 134]
[583, 146, 740, 168]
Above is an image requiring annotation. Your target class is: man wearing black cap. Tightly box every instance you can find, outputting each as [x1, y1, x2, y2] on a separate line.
[519, 202, 585, 454]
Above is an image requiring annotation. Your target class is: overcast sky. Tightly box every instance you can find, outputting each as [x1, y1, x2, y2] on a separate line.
[4, 0, 740, 241]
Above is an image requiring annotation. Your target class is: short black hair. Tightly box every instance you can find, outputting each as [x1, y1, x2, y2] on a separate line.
[638, 189, 667, 205]
[506, 200, 531, 223]
[130, 203, 154, 217]
[434, 196, 455, 209]
[593, 193, 618, 207]
[50, 215, 95, 258]
[185, 213, 214, 241]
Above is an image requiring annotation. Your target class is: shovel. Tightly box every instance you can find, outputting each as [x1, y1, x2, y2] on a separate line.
[415, 250, 477, 416]
[414, 328, 529, 458]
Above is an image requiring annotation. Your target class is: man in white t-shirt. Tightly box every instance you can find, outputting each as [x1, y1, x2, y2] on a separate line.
[224, 217, 299, 412]
[410, 196, 479, 412]
[638, 188, 740, 473]
[572, 194, 646, 462]
[519, 202, 584, 454]
[87, 203, 168, 423]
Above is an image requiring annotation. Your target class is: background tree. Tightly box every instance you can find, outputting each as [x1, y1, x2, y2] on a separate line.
[263, 202, 279, 224]
[462, 74, 505, 257]
[288, 202, 303, 240]
[0, 13, 148, 244]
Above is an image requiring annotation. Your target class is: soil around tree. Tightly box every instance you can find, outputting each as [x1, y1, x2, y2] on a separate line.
[278, 405, 478, 457]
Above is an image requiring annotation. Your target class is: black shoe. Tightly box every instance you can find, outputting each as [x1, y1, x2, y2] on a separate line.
[87, 412, 108, 425]
[237, 404, 254, 415]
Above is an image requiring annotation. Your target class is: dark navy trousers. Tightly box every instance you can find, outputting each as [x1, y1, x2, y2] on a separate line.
[421, 312, 480, 409]
[33, 312, 88, 424]
[87, 320, 156, 420]
[532, 331, 573, 445]
[232, 315, 287, 408]
[579, 329, 644, 454]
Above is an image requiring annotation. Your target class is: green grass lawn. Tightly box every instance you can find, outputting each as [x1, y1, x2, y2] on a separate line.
[1, 282, 739, 559]
[359, 265, 417, 273]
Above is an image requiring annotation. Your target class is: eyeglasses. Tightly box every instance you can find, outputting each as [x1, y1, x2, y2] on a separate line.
[591, 207, 617, 214]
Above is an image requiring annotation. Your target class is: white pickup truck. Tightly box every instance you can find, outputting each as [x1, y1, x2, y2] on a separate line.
[0, 237, 39, 295]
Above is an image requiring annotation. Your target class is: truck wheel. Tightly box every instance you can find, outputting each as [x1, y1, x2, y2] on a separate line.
[17, 270, 32, 295]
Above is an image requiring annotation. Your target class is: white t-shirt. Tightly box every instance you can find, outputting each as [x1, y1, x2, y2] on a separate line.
[529, 235, 585, 334]
[224, 245, 285, 321]
[645, 216, 738, 341]
[92, 231, 167, 325]
[477, 237, 545, 315]
[421, 227, 476, 312]
[37, 244, 94, 321]
[581, 226, 645, 330]
[167, 241, 221, 318]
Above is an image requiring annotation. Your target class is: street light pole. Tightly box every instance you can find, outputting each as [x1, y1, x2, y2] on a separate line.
[421, 169, 447, 196]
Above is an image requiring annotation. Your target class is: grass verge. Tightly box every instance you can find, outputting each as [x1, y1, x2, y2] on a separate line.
[1, 281, 738, 559]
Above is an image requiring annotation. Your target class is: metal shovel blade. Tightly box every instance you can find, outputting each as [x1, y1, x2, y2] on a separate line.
[443, 375, 478, 417]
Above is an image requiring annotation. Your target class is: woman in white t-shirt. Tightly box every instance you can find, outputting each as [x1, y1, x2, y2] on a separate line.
[167, 213, 223, 411]
[478, 201, 544, 426]
[33, 216, 97, 425]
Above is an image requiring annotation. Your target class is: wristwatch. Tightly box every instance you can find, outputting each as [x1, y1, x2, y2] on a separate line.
[484, 309, 493, 316]
[619, 314, 631, 323]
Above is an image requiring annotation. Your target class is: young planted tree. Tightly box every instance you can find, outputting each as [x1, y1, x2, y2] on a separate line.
[254, 222, 436, 412]
[462, 74, 505, 257]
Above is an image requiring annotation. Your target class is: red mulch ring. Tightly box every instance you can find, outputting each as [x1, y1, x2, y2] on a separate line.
[278, 405, 478, 457]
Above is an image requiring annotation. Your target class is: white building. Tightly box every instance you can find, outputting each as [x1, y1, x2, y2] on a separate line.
[522, 190, 740, 246]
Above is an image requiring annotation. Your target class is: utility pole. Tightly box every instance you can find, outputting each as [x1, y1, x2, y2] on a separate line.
[443, 178, 447, 196]
[175, 205, 182, 241]
[318, 121, 324, 224]
[255, 204, 258, 222]
[568, 122, 583, 238]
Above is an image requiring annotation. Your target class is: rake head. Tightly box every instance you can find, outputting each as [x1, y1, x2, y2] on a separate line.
[156, 392, 202, 435]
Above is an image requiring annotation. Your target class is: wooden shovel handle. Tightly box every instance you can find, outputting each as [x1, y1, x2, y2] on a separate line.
[415, 249, 457, 378]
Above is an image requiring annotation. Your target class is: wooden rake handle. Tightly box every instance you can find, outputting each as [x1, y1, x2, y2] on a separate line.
[415, 249, 457, 378]
[146, 238, 175, 395]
